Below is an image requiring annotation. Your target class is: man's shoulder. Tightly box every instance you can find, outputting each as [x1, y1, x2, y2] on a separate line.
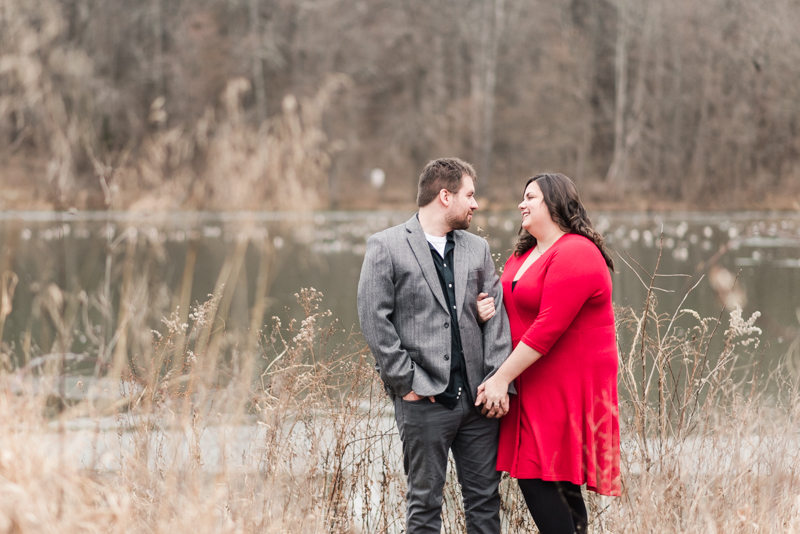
[367, 221, 408, 244]
[455, 230, 489, 250]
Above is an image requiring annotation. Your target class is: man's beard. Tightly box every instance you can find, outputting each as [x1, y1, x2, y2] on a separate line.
[446, 210, 472, 230]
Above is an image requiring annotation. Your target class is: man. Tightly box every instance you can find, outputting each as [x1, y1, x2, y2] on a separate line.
[357, 158, 512, 534]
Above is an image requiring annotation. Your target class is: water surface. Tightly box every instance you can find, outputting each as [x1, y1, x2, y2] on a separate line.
[1, 210, 798, 375]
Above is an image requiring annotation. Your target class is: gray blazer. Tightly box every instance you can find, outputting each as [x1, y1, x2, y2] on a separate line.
[357, 215, 512, 401]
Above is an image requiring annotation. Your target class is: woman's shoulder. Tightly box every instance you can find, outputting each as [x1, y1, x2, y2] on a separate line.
[557, 233, 595, 250]
[554, 234, 604, 261]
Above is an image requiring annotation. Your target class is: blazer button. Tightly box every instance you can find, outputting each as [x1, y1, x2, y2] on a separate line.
[444, 322, 449, 329]
[444, 355, 450, 360]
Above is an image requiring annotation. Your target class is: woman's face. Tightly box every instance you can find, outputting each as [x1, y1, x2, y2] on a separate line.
[518, 180, 553, 236]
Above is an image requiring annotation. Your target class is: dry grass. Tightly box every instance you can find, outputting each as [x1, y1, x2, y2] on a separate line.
[602, 250, 800, 533]
[1, 267, 799, 532]
[1, 288, 403, 533]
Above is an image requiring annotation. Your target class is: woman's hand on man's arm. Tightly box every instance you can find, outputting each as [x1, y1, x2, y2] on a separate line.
[477, 292, 496, 323]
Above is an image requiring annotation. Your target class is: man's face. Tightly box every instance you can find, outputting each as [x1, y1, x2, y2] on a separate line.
[445, 175, 479, 230]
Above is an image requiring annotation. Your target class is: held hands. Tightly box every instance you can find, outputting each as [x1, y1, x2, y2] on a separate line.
[475, 376, 510, 418]
[476, 293, 508, 417]
[477, 293, 496, 323]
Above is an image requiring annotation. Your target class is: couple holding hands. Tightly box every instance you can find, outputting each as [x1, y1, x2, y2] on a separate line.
[357, 158, 620, 534]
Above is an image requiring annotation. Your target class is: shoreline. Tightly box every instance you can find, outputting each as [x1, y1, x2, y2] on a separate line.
[0, 206, 799, 218]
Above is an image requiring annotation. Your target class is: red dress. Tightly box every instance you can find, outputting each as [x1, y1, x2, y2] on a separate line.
[496, 233, 621, 496]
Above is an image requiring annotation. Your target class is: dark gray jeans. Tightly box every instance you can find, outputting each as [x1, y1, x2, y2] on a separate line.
[394, 394, 501, 534]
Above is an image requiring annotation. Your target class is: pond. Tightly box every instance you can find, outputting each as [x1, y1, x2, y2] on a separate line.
[0, 210, 798, 377]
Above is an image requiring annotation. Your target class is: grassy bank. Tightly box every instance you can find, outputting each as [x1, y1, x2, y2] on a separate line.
[0, 279, 799, 533]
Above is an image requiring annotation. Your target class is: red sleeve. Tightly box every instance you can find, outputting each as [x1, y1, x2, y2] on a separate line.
[521, 238, 606, 355]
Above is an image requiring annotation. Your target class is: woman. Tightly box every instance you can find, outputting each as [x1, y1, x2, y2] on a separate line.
[476, 173, 620, 534]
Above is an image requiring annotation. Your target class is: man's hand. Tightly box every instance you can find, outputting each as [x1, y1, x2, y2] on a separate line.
[478, 393, 509, 418]
[475, 377, 509, 418]
[477, 292, 496, 323]
[403, 391, 436, 402]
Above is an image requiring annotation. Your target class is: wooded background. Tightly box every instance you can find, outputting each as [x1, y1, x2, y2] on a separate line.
[1, 0, 799, 211]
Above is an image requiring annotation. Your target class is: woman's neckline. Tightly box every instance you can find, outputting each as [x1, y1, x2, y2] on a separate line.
[512, 233, 569, 283]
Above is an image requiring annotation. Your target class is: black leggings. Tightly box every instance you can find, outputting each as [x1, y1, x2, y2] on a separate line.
[517, 479, 588, 534]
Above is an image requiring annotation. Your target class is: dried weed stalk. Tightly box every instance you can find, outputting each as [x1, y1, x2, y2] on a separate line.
[0, 269, 799, 532]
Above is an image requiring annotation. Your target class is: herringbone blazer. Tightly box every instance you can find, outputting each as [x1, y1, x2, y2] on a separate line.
[357, 215, 512, 401]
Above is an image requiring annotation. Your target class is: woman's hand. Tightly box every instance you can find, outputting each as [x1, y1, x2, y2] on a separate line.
[475, 375, 509, 418]
[477, 292, 496, 323]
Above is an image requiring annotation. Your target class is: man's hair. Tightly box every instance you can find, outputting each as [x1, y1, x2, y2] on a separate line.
[416, 158, 477, 207]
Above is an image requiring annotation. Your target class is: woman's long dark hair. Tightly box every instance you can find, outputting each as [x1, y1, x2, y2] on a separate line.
[514, 173, 614, 270]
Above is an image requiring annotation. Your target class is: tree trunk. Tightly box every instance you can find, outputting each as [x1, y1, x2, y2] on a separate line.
[480, 0, 505, 191]
[669, 28, 684, 198]
[470, 0, 505, 186]
[606, 0, 629, 185]
[470, 1, 488, 167]
[153, 0, 164, 97]
[689, 47, 714, 197]
[249, 0, 268, 122]
[607, 0, 653, 187]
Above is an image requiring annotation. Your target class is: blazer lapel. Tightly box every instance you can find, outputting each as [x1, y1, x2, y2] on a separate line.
[405, 216, 448, 313]
[453, 232, 468, 315]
